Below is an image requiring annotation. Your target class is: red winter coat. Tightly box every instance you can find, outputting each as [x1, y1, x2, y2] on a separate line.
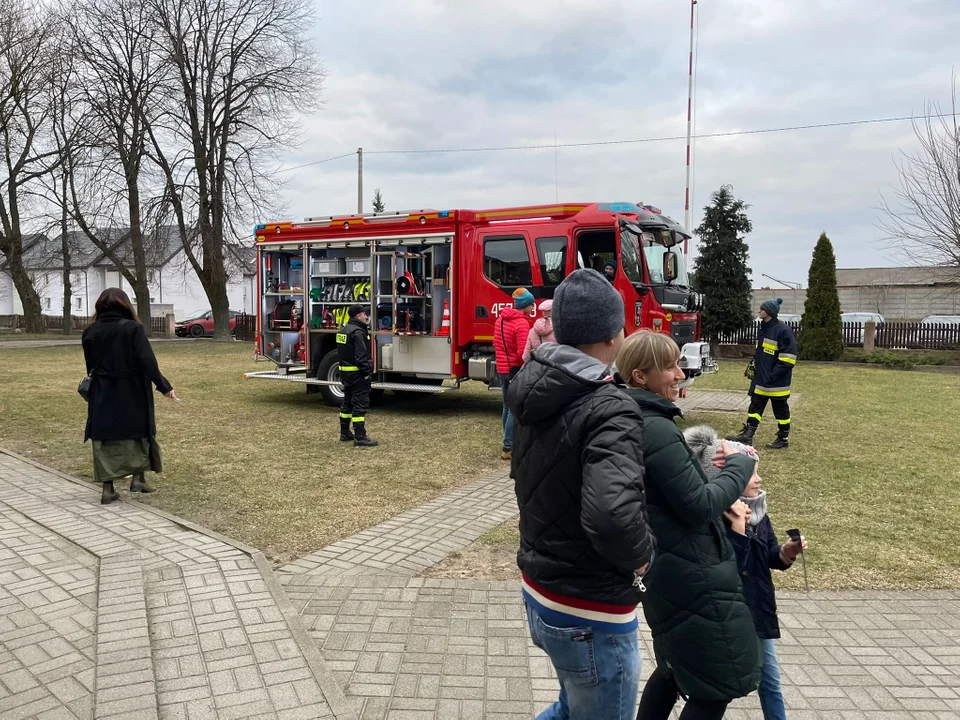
[494, 307, 532, 373]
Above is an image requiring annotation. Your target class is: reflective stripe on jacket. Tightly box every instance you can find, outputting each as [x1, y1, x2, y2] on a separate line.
[336, 319, 373, 374]
[750, 320, 797, 397]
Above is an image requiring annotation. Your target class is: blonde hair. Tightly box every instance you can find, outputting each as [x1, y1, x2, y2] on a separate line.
[616, 330, 680, 387]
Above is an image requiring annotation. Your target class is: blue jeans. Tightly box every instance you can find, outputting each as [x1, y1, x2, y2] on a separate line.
[525, 602, 641, 720]
[759, 638, 786, 720]
[500, 372, 515, 451]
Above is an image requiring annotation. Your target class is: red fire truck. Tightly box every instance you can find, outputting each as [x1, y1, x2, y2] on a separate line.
[244, 202, 716, 405]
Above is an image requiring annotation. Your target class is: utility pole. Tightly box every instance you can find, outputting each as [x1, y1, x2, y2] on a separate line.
[683, 0, 698, 256]
[357, 147, 363, 214]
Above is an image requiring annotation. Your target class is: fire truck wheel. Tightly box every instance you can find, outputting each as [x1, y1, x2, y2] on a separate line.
[316, 349, 346, 407]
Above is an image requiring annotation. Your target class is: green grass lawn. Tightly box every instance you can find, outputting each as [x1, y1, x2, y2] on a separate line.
[431, 360, 960, 591]
[0, 341, 503, 565]
[1, 341, 958, 588]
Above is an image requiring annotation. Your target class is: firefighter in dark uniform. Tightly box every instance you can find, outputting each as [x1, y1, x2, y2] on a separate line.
[729, 298, 797, 449]
[337, 304, 377, 447]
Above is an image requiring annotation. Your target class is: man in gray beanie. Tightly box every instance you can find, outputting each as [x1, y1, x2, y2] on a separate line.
[505, 269, 654, 719]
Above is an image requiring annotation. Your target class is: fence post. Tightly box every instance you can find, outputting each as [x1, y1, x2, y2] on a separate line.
[864, 321, 876, 352]
[165, 313, 176, 339]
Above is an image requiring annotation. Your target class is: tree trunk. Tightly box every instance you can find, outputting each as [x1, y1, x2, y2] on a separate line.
[60, 174, 72, 335]
[127, 177, 152, 335]
[4, 240, 43, 333]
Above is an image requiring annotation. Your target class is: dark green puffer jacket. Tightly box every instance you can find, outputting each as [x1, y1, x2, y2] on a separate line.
[625, 387, 761, 702]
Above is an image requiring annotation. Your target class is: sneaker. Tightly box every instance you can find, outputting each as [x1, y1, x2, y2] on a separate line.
[501, 450, 512, 461]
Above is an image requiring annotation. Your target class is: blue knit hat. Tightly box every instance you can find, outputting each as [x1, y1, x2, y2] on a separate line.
[512, 287, 535, 310]
[760, 298, 783, 318]
[604, 258, 617, 271]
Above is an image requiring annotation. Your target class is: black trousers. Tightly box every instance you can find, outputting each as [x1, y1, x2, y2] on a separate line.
[747, 393, 790, 436]
[341, 372, 371, 424]
[637, 665, 729, 720]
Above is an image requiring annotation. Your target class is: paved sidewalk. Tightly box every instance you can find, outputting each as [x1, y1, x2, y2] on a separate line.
[3, 449, 959, 719]
[0, 449, 351, 720]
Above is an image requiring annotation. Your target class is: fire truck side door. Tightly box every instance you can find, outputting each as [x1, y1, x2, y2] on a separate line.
[475, 231, 534, 336]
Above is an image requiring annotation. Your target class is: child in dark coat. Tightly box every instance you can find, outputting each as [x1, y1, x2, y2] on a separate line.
[685, 425, 808, 720]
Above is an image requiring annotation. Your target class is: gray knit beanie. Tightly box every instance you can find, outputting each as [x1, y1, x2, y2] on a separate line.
[552, 269, 625, 346]
[683, 425, 758, 480]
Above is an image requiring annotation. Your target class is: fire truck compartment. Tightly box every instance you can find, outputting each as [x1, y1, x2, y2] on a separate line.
[389, 336, 452, 375]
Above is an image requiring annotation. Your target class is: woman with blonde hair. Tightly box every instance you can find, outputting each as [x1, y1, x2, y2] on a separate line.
[617, 330, 759, 720]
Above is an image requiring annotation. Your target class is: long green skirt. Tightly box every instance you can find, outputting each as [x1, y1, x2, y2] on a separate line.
[92, 437, 163, 483]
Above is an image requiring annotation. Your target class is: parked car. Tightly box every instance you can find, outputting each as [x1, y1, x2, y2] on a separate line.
[778, 313, 802, 324]
[910, 315, 960, 349]
[175, 309, 240, 337]
[841, 312, 885, 344]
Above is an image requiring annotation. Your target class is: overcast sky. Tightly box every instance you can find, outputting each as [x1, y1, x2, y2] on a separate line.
[272, 0, 959, 288]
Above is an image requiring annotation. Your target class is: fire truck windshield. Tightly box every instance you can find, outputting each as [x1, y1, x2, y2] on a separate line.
[642, 232, 690, 287]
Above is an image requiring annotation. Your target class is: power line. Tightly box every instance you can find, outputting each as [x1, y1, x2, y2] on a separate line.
[280, 152, 355, 173]
[279, 113, 948, 172]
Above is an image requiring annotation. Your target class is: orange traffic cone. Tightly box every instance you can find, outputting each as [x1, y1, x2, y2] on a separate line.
[436, 299, 451, 336]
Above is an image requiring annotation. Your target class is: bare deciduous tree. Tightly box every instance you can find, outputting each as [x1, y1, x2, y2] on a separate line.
[65, 0, 168, 331]
[144, 0, 323, 338]
[0, 0, 56, 333]
[880, 89, 960, 278]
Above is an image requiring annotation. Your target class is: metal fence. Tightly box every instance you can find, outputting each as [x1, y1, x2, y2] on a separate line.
[0, 314, 92, 331]
[233, 313, 256, 342]
[0, 314, 170, 335]
[712, 320, 960, 350]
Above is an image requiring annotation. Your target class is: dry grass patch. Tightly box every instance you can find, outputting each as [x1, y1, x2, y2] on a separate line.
[425, 361, 960, 590]
[0, 341, 503, 565]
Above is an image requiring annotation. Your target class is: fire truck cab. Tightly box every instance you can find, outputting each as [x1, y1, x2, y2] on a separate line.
[244, 202, 715, 405]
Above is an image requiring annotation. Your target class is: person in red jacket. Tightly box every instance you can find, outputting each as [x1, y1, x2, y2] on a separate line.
[494, 288, 535, 460]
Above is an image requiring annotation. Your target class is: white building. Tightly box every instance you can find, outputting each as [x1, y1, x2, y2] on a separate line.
[0, 228, 255, 320]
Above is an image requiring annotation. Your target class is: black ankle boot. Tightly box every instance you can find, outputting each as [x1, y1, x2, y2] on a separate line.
[339, 418, 355, 442]
[766, 434, 789, 450]
[726, 423, 758, 446]
[353, 423, 378, 447]
[130, 473, 156, 493]
[101, 481, 119, 504]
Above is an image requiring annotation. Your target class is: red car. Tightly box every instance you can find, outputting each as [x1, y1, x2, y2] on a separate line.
[175, 309, 240, 337]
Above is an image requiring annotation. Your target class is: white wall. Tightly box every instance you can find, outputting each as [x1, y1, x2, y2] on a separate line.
[1, 258, 254, 321]
[0, 272, 15, 314]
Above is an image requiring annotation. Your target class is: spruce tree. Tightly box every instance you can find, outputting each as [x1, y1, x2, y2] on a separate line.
[372, 189, 385, 213]
[798, 232, 844, 360]
[692, 185, 754, 340]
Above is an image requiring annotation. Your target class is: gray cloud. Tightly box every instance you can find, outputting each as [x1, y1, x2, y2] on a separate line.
[277, 0, 960, 285]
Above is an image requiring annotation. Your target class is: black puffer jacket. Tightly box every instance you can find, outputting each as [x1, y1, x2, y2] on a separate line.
[507, 344, 654, 607]
[625, 387, 760, 702]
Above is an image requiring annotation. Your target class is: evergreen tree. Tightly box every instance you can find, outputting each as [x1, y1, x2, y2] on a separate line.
[372, 189, 385, 213]
[798, 232, 844, 360]
[692, 185, 754, 340]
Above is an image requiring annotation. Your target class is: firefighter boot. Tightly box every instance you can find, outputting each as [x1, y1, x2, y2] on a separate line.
[339, 418, 355, 442]
[353, 423, 378, 447]
[766, 429, 790, 450]
[130, 473, 157, 493]
[101, 481, 119, 504]
[726, 423, 758, 446]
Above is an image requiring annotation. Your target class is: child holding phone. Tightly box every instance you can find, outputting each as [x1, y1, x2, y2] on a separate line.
[685, 425, 808, 720]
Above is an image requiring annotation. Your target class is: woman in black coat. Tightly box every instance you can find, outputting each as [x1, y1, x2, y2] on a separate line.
[81, 288, 176, 503]
[616, 331, 760, 720]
